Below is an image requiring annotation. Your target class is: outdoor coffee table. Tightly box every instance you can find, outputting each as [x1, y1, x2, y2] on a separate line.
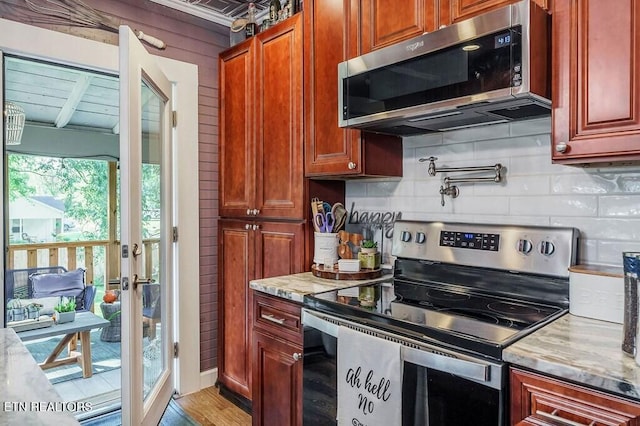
[17, 311, 110, 378]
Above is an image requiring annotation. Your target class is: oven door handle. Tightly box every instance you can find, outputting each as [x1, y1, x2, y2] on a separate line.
[401, 346, 489, 383]
[302, 309, 491, 383]
[302, 309, 339, 337]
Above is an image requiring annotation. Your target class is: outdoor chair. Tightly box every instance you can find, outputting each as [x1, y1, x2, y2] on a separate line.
[4, 266, 96, 314]
[142, 283, 161, 340]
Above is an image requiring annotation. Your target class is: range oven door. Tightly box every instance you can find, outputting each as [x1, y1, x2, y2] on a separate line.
[302, 309, 507, 426]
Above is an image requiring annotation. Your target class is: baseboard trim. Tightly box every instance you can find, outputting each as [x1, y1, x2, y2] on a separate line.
[217, 382, 252, 415]
[199, 367, 218, 390]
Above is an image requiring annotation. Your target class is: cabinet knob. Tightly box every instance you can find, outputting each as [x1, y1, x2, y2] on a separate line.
[252, 209, 260, 216]
[252, 224, 260, 231]
[245, 224, 251, 230]
[555, 142, 568, 153]
[292, 352, 302, 361]
[348, 161, 357, 170]
[247, 209, 252, 215]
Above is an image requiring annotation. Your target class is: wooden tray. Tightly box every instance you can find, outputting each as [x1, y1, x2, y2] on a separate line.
[311, 264, 382, 280]
[8, 317, 54, 332]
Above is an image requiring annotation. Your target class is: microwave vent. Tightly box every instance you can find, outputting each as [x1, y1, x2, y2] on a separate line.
[488, 103, 550, 120]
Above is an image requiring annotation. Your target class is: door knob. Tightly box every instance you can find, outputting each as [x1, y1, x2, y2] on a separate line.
[131, 243, 142, 258]
[132, 274, 155, 290]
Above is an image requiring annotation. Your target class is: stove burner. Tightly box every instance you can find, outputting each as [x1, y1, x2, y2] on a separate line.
[426, 289, 471, 302]
[435, 307, 516, 328]
[487, 301, 542, 316]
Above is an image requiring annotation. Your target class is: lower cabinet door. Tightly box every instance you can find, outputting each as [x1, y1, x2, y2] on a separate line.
[218, 220, 254, 400]
[252, 330, 303, 426]
[511, 368, 640, 426]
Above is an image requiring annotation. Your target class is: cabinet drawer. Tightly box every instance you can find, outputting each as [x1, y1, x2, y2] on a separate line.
[253, 291, 302, 344]
[511, 368, 640, 426]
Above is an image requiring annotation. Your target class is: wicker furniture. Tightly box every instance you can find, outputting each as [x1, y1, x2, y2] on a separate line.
[99, 301, 121, 342]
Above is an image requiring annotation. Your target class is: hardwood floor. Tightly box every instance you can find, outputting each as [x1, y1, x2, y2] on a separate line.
[174, 386, 252, 426]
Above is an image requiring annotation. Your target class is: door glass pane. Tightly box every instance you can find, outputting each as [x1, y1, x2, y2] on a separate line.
[140, 80, 164, 399]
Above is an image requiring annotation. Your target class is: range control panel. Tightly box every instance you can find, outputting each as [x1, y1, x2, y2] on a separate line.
[439, 231, 500, 251]
[392, 221, 579, 278]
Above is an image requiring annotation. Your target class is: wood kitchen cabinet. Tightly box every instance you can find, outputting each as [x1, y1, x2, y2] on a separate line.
[354, 0, 551, 55]
[358, 0, 440, 53]
[552, 0, 640, 165]
[218, 15, 305, 403]
[220, 14, 304, 219]
[252, 291, 303, 426]
[447, 0, 549, 25]
[510, 368, 640, 425]
[303, 0, 403, 178]
[218, 219, 305, 402]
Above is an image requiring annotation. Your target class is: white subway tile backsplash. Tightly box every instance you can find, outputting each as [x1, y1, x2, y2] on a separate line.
[551, 173, 613, 194]
[442, 122, 510, 143]
[598, 240, 640, 265]
[509, 117, 551, 136]
[403, 132, 443, 149]
[366, 181, 401, 197]
[599, 196, 640, 217]
[345, 121, 640, 268]
[551, 217, 640, 241]
[510, 195, 598, 216]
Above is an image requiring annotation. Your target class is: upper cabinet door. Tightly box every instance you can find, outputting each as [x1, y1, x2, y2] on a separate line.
[304, 0, 361, 176]
[304, 0, 403, 178]
[255, 14, 305, 219]
[447, 0, 549, 25]
[552, 0, 640, 164]
[219, 40, 256, 217]
[359, 0, 438, 53]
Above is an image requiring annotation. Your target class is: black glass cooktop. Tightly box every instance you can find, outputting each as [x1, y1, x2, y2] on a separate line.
[304, 274, 567, 360]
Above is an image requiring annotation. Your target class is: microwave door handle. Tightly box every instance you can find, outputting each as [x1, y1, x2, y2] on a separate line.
[401, 346, 489, 383]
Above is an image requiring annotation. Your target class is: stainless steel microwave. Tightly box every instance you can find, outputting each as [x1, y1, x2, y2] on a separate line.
[338, 0, 550, 136]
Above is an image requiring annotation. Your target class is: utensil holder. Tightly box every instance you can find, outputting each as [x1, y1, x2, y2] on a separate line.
[313, 232, 339, 266]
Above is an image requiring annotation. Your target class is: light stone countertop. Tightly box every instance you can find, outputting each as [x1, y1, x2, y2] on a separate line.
[249, 271, 394, 302]
[0, 328, 80, 425]
[504, 314, 640, 400]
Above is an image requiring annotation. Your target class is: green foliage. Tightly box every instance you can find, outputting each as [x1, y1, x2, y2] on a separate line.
[362, 240, 378, 249]
[54, 297, 76, 313]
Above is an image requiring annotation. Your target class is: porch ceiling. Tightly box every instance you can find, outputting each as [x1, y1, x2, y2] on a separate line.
[4, 56, 159, 161]
[147, 0, 271, 26]
[5, 56, 119, 135]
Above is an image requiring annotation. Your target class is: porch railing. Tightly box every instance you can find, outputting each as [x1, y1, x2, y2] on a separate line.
[7, 239, 160, 286]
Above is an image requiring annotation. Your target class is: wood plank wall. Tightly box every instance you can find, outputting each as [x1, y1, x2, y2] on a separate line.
[0, 0, 229, 372]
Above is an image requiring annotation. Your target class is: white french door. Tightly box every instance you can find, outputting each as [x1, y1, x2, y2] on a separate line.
[119, 26, 174, 425]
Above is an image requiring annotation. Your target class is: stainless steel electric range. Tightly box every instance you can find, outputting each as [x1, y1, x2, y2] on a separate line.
[301, 220, 579, 426]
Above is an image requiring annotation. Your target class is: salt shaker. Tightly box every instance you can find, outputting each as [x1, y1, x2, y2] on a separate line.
[622, 252, 639, 356]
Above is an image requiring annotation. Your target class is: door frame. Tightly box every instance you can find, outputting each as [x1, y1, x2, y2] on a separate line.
[0, 18, 201, 396]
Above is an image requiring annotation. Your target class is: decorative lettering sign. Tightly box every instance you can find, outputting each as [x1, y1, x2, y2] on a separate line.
[345, 366, 392, 419]
[347, 202, 402, 239]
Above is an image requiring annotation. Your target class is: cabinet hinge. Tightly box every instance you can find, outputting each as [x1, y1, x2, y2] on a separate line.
[172, 110, 177, 128]
[173, 226, 178, 242]
[174, 342, 179, 358]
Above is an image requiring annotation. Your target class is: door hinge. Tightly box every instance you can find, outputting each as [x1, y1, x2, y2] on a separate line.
[173, 342, 179, 358]
[172, 110, 177, 128]
[172, 226, 178, 242]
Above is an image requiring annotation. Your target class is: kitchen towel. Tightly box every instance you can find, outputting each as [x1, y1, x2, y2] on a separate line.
[337, 325, 402, 426]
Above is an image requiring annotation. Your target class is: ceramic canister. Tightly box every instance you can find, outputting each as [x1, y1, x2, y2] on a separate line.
[313, 232, 339, 266]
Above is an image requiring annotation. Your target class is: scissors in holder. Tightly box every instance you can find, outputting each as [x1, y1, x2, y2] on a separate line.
[314, 211, 335, 233]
